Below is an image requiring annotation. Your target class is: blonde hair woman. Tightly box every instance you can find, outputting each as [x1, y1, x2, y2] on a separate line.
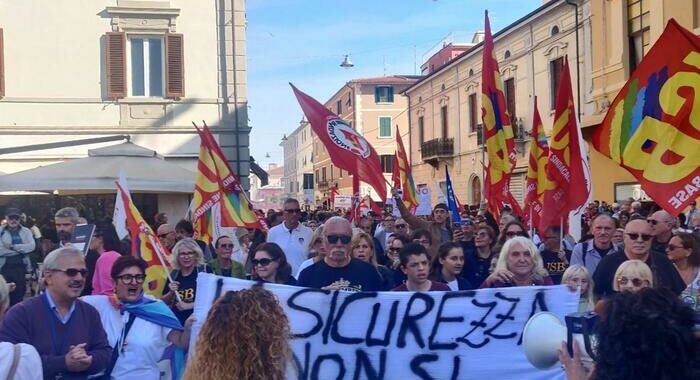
[296, 225, 325, 278]
[350, 232, 396, 290]
[613, 259, 653, 293]
[481, 236, 552, 288]
[562, 265, 595, 312]
[162, 238, 212, 324]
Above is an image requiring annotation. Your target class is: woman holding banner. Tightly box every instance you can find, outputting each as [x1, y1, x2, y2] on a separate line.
[83, 256, 192, 379]
[351, 232, 395, 290]
[481, 236, 552, 288]
[183, 288, 291, 380]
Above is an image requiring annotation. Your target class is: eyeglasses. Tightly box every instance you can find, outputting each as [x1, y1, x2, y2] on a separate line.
[617, 277, 648, 287]
[625, 233, 653, 242]
[116, 274, 146, 284]
[388, 247, 401, 252]
[476, 231, 490, 238]
[6, 215, 20, 221]
[284, 209, 301, 214]
[218, 244, 234, 249]
[326, 234, 352, 244]
[646, 219, 659, 226]
[178, 251, 197, 256]
[252, 258, 276, 267]
[52, 268, 87, 277]
[505, 231, 527, 238]
[667, 244, 685, 250]
[395, 224, 407, 229]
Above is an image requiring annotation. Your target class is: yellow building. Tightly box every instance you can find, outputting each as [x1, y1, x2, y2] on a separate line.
[584, 0, 700, 203]
[312, 76, 419, 207]
[405, 0, 585, 208]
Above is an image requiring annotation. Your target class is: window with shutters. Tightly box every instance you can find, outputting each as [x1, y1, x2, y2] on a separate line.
[418, 116, 425, 144]
[441, 105, 449, 139]
[468, 93, 478, 133]
[379, 117, 392, 138]
[504, 78, 516, 120]
[129, 37, 164, 97]
[380, 155, 395, 173]
[375, 86, 394, 103]
[549, 57, 564, 110]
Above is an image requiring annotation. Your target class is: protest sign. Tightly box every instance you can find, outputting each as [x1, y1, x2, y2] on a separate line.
[70, 224, 95, 256]
[416, 187, 432, 216]
[192, 275, 577, 380]
[335, 195, 353, 209]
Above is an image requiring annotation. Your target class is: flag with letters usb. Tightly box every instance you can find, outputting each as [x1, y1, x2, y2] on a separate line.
[481, 10, 522, 218]
[394, 126, 419, 211]
[592, 19, 700, 214]
[540, 59, 591, 231]
[291, 84, 387, 202]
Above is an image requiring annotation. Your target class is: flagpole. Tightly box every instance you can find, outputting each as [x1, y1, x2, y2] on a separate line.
[145, 232, 183, 304]
[529, 204, 534, 237]
[559, 216, 564, 251]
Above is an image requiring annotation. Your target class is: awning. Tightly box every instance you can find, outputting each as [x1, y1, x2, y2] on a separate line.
[0, 142, 195, 194]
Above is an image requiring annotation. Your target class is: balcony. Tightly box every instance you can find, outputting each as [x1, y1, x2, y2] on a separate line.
[421, 137, 454, 168]
[317, 180, 329, 190]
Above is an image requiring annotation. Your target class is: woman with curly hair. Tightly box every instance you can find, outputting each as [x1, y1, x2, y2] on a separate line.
[559, 287, 700, 380]
[183, 287, 291, 380]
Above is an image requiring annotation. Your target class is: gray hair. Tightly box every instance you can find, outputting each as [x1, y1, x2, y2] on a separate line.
[43, 247, 84, 272]
[0, 275, 9, 314]
[55, 207, 80, 224]
[324, 216, 351, 235]
[171, 238, 205, 270]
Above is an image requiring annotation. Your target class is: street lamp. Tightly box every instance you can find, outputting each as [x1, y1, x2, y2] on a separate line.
[340, 54, 354, 68]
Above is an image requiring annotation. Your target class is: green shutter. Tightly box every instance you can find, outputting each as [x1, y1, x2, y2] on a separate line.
[380, 117, 391, 137]
[387, 86, 394, 102]
[375, 87, 380, 103]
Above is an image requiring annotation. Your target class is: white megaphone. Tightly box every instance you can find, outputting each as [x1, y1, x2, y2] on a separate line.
[522, 312, 597, 370]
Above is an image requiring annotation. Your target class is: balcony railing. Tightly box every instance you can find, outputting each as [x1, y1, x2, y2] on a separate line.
[421, 137, 454, 167]
[317, 180, 329, 190]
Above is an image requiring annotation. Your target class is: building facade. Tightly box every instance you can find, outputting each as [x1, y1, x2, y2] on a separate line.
[312, 75, 419, 208]
[280, 117, 315, 209]
[583, 0, 700, 203]
[0, 0, 251, 220]
[406, 0, 591, 209]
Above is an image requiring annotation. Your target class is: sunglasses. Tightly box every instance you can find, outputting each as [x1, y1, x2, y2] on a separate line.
[252, 258, 276, 267]
[116, 274, 146, 284]
[646, 219, 659, 226]
[52, 268, 88, 277]
[617, 277, 648, 287]
[625, 233, 653, 242]
[285, 209, 301, 214]
[218, 244, 234, 249]
[395, 224, 407, 228]
[6, 215, 20, 220]
[505, 231, 527, 238]
[667, 244, 685, 250]
[388, 247, 401, 252]
[326, 234, 352, 244]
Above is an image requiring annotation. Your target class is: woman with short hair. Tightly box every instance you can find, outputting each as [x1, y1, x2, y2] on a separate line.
[613, 260, 653, 293]
[666, 232, 700, 286]
[162, 238, 211, 325]
[481, 236, 552, 288]
[83, 256, 192, 379]
[562, 265, 595, 312]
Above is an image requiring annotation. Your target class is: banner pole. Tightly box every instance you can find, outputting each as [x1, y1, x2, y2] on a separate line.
[529, 204, 534, 237]
[145, 232, 182, 304]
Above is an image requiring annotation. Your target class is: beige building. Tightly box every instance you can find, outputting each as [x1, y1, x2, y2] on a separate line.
[583, 0, 700, 203]
[280, 117, 315, 209]
[0, 0, 250, 222]
[405, 0, 591, 209]
[312, 75, 419, 207]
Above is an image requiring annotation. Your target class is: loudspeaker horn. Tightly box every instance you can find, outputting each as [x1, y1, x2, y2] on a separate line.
[522, 312, 567, 369]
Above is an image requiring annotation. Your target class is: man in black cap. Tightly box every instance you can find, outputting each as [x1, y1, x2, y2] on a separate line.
[1, 208, 36, 305]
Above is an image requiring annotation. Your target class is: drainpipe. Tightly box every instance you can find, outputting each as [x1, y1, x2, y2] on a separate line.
[566, 0, 582, 119]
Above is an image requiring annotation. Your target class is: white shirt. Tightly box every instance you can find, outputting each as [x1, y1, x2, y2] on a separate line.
[267, 222, 313, 275]
[0, 343, 42, 380]
[446, 279, 459, 291]
[82, 295, 173, 380]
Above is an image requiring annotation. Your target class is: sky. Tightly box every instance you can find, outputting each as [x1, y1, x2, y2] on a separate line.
[246, 0, 543, 167]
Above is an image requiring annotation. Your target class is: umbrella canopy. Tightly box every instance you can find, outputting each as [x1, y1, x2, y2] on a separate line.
[0, 142, 195, 193]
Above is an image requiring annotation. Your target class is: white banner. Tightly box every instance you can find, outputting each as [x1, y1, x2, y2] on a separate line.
[192, 275, 577, 380]
[335, 195, 352, 208]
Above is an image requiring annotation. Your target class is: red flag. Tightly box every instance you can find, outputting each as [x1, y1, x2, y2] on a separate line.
[540, 59, 591, 231]
[481, 11, 521, 218]
[391, 152, 400, 189]
[524, 97, 550, 231]
[329, 185, 338, 208]
[593, 19, 700, 215]
[291, 84, 387, 202]
[369, 197, 382, 216]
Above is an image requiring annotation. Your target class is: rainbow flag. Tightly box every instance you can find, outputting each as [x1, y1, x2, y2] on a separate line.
[524, 97, 550, 231]
[192, 124, 268, 244]
[116, 181, 173, 298]
[593, 19, 700, 214]
[394, 126, 419, 210]
[481, 10, 522, 218]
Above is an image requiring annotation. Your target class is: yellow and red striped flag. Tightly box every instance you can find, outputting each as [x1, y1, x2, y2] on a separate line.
[523, 97, 550, 231]
[393, 126, 419, 211]
[116, 181, 173, 298]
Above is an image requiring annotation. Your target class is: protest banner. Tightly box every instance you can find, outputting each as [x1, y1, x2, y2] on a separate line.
[416, 187, 432, 216]
[335, 195, 353, 209]
[191, 275, 577, 380]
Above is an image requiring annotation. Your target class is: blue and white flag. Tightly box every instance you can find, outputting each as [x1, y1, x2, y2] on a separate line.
[445, 167, 462, 224]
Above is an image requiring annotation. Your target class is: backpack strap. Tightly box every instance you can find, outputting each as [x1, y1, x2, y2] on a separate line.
[581, 241, 589, 267]
[7, 344, 21, 380]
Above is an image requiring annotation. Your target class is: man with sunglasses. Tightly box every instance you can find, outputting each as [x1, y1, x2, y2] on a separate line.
[646, 210, 675, 252]
[156, 224, 177, 252]
[267, 198, 313, 276]
[592, 219, 685, 299]
[298, 217, 382, 292]
[0, 247, 111, 379]
[0, 208, 35, 306]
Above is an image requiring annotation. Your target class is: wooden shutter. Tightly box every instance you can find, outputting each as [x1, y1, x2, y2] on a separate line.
[105, 32, 126, 98]
[165, 33, 185, 99]
[0, 29, 4, 98]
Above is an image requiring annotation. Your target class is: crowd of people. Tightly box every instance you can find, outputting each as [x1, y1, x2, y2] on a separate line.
[0, 193, 698, 379]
